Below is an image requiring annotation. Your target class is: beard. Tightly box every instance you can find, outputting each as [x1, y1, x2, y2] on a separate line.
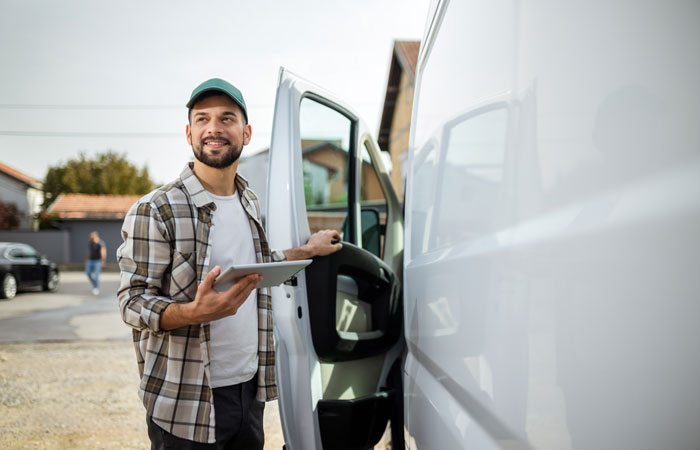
[192, 138, 243, 169]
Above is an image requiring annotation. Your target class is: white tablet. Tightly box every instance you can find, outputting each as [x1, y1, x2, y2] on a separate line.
[213, 259, 313, 289]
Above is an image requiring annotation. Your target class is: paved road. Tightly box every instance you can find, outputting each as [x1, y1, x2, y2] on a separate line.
[0, 271, 128, 342]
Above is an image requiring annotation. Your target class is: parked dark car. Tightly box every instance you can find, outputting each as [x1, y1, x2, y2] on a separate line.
[0, 242, 59, 299]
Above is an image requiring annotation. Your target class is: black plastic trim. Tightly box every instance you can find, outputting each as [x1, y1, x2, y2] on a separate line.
[317, 389, 394, 450]
[304, 242, 402, 362]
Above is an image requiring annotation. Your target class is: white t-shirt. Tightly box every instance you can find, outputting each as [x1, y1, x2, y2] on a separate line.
[207, 191, 259, 388]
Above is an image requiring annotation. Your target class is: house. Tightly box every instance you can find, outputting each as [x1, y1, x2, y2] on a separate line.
[378, 40, 420, 199]
[48, 193, 141, 263]
[237, 149, 270, 216]
[0, 161, 44, 230]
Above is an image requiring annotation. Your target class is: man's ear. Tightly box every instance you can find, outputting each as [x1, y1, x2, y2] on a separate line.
[243, 123, 252, 146]
[185, 124, 192, 146]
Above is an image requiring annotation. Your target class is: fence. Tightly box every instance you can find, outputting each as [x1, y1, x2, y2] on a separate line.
[0, 230, 71, 263]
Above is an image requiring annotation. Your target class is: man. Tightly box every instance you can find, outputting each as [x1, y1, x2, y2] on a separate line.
[117, 78, 342, 449]
[85, 231, 106, 295]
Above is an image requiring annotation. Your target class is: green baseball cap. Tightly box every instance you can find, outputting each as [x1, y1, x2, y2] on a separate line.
[186, 78, 248, 122]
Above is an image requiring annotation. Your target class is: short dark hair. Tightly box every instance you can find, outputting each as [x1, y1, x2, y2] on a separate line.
[187, 91, 248, 125]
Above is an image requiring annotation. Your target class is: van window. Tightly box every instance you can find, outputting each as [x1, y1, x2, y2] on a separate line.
[432, 106, 508, 249]
[299, 97, 353, 237]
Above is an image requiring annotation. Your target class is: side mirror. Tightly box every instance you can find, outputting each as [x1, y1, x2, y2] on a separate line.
[360, 209, 381, 258]
[341, 208, 382, 258]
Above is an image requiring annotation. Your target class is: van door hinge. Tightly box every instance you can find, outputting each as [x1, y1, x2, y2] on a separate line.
[284, 276, 298, 287]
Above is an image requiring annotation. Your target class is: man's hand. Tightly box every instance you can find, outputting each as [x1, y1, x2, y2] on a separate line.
[284, 229, 343, 261]
[306, 229, 343, 256]
[160, 266, 261, 330]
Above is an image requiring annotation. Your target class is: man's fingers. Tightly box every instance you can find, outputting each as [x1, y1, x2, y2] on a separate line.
[223, 273, 261, 299]
[200, 265, 221, 291]
[330, 230, 342, 242]
[323, 229, 342, 245]
[304, 229, 344, 256]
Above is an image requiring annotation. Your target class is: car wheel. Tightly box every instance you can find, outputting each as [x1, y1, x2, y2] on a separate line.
[43, 270, 59, 292]
[1, 273, 17, 299]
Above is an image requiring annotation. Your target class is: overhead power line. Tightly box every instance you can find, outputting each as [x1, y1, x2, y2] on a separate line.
[0, 130, 272, 138]
[0, 130, 182, 138]
[0, 104, 181, 110]
[0, 103, 275, 110]
[0, 101, 380, 111]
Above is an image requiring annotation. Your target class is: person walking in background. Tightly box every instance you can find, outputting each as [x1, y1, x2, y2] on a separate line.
[85, 231, 106, 295]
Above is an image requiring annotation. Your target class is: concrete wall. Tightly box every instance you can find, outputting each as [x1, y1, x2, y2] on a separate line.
[59, 220, 124, 263]
[0, 230, 70, 262]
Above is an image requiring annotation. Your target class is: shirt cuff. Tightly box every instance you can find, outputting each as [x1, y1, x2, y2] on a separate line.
[271, 249, 287, 262]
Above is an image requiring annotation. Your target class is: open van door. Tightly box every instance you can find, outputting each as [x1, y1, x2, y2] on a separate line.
[267, 68, 405, 450]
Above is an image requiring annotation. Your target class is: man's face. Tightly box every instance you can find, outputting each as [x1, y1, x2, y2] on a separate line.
[186, 94, 251, 169]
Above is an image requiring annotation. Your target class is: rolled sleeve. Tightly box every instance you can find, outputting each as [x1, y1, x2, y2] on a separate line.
[117, 201, 174, 334]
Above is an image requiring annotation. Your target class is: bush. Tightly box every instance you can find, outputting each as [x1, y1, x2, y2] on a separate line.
[0, 201, 24, 230]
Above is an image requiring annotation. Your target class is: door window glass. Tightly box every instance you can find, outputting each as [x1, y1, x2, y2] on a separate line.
[299, 97, 353, 237]
[8, 245, 36, 259]
[19, 245, 37, 258]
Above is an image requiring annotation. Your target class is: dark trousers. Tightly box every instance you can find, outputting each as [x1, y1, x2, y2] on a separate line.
[147, 376, 265, 450]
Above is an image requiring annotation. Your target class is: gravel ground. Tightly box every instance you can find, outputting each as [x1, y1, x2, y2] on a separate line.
[0, 272, 391, 449]
[0, 341, 285, 449]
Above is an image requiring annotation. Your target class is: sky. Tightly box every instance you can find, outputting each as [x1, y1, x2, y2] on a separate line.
[0, 0, 428, 185]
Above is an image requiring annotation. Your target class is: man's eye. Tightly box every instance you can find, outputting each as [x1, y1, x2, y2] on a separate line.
[197, 117, 207, 123]
[223, 117, 233, 122]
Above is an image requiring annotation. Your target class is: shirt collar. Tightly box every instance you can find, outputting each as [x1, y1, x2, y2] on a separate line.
[179, 163, 214, 208]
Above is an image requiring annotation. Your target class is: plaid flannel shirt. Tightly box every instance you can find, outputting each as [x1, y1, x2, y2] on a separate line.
[117, 163, 284, 443]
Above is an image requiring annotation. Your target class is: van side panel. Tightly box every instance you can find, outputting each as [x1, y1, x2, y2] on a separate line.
[404, 1, 700, 449]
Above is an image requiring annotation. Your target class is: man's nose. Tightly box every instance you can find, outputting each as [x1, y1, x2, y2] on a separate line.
[205, 119, 223, 134]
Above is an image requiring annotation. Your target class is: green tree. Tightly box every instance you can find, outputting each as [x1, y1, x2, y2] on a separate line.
[42, 151, 155, 208]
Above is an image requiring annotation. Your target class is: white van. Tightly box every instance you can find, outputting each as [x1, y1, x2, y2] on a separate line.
[267, 1, 700, 449]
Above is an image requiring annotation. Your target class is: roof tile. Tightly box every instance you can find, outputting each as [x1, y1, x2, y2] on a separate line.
[48, 193, 141, 219]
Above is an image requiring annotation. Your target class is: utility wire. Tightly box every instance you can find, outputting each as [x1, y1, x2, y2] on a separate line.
[0, 103, 275, 110]
[0, 131, 182, 138]
[0, 130, 272, 138]
[0, 104, 181, 110]
[0, 101, 378, 110]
